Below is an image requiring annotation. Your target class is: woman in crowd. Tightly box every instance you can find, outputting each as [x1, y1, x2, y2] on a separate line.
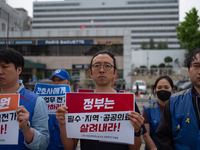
[142, 75, 174, 150]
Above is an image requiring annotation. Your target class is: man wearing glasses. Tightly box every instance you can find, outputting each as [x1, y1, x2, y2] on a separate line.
[56, 50, 146, 150]
[156, 48, 200, 150]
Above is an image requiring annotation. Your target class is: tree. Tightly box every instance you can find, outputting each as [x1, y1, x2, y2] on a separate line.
[157, 41, 163, 49]
[150, 65, 157, 68]
[149, 38, 155, 49]
[174, 58, 181, 67]
[162, 42, 168, 49]
[36, 72, 43, 80]
[176, 7, 200, 55]
[141, 42, 148, 49]
[158, 63, 165, 68]
[166, 65, 173, 68]
[164, 56, 173, 65]
[157, 41, 168, 49]
[140, 65, 147, 68]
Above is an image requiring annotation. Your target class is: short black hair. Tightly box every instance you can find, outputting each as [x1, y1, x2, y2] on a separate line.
[186, 48, 200, 68]
[0, 48, 24, 72]
[89, 50, 117, 72]
[152, 75, 174, 95]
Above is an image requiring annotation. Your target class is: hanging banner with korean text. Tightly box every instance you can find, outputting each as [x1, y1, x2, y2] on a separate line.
[0, 94, 19, 145]
[34, 83, 71, 114]
[65, 93, 135, 144]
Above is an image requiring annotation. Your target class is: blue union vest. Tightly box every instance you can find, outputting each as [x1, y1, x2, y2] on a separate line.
[0, 88, 37, 150]
[170, 88, 200, 150]
[143, 101, 161, 150]
[46, 114, 64, 150]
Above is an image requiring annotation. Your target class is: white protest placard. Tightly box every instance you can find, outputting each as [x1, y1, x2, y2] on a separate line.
[34, 83, 71, 114]
[65, 93, 135, 144]
[0, 94, 19, 145]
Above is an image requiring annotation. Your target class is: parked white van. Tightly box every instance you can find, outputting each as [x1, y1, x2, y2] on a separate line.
[132, 80, 147, 94]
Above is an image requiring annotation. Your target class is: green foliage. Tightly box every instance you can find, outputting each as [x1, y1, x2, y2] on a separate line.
[158, 63, 165, 68]
[166, 65, 173, 68]
[174, 58, 179, 64]
[150, 65, 157, 68]
[180, 41, 187, 49]
[164, 56, 173, 64]
[141, 42, 149, 49]
[162, 42, 168, 49]
[36, 72, 43, 80]
[157, 41, 163, 49]
[176, 7, 200, 56]
[140, 65, 147, 68]
[157, 41, 168, 49]
[149, 38, 155, 49]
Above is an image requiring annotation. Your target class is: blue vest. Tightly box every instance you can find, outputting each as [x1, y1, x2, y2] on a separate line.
[143, 101, 161, 150]
[0, 88, 37, 150]
[170, 88, 200, 150]
[46, 114, 64, 150]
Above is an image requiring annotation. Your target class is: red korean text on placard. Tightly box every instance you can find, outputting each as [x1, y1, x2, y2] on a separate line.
[0, 124, 7, 134]
[80, 123, 121, 133]
[48, 104, 63, 110]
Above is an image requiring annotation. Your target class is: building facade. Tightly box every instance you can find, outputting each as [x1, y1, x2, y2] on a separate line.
[0, 0, 31, 32]
[0, 0, 182, 89]
[32, 0, 180, 49]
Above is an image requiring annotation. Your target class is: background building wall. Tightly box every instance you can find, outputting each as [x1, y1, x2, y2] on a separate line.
[32, 0, 180, 49]
[24, 56, 123, 70]
[131, 49, 187, 69]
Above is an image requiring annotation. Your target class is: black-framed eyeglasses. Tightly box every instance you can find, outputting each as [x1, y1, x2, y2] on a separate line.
[191, 63, 200, 70]
[92, 63, 114, 71]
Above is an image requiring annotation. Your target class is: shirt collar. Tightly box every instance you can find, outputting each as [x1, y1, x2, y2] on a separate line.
[194, 87, 200, 98]
[16, 83, 24, 94]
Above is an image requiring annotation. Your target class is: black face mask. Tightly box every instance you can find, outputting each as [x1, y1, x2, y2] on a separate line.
[156, 90, 171, 101]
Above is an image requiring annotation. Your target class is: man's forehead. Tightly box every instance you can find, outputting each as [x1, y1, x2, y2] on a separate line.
[92, 54, 113, 64]
[0, 61, 10, 65]
[53, 76, 63, 80]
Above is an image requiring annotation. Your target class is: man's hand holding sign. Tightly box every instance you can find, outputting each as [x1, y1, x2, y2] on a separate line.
[56, 50, 145, 150]
[65, 93, 135, 144]
[0, 48, 49, 149]
[16, 105, 34, 144]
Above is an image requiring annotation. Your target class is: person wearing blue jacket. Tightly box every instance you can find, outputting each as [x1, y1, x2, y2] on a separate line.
[142, 75, 174, 150]
[47, 69, 70, 150]
[0, 48, 49, 150]
[156, 48, 200, 150]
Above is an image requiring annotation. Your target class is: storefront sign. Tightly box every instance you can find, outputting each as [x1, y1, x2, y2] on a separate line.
[38, 40, 93, 45]
[72, 64, 89, 69]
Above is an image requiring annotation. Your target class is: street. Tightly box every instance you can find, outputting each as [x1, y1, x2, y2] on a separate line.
[135, 92, 157, 150]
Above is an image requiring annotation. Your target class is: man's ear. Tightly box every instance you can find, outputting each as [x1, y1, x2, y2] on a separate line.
[88, 69, 92, 78]
[67, 80, 70, 85]
[114, 69, 118, 77]
[17, 67, 22, 75]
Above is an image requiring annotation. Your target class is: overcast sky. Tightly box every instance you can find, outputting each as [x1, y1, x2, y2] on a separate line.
[6, 0, 200, 22]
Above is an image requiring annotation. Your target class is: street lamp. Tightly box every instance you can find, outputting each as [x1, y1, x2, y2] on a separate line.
[0, 8, 9, 48]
